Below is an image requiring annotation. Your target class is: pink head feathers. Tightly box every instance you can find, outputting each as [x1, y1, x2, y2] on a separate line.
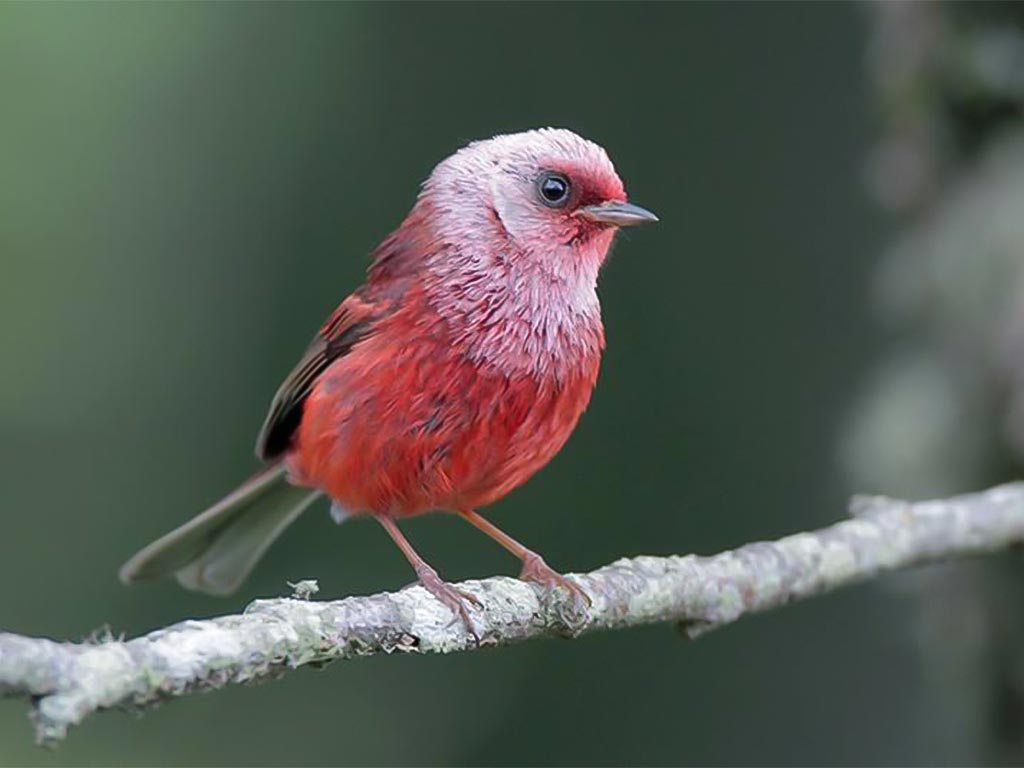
[386, 128, 657, 377]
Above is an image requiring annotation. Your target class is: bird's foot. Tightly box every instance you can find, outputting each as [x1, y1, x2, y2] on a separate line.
[415, 563, 483, 638]
[519, 553, 592, 613]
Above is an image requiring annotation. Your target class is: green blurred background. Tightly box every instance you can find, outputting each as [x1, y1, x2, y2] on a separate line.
[3, 2, 1015, 765]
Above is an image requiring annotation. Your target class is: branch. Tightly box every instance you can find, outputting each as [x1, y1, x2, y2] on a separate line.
[4, 483, 1024, 746]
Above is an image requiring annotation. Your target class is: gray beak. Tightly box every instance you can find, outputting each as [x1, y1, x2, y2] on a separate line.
[577, 201, 659, 227]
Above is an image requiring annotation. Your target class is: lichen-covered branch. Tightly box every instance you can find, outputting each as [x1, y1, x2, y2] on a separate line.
[3, 483, 1024, 747]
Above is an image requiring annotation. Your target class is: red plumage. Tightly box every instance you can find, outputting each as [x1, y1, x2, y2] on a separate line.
[290, 283, 602, 516]
[120, 128, 656, 625]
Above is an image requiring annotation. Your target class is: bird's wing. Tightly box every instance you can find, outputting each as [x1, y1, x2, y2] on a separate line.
[255, 292, 379, 461]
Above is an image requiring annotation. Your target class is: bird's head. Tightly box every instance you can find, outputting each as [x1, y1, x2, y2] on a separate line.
[375, 129, 656, 375]
[422, 128, 657, 269]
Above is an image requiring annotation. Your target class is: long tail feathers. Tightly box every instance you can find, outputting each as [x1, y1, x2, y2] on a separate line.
[119, 464, 322, 596]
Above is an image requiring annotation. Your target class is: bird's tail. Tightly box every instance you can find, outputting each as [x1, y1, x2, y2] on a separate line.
[118, 463, 322, 596]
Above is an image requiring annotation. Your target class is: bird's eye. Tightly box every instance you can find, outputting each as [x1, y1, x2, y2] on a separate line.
[537, 172, 571, 208]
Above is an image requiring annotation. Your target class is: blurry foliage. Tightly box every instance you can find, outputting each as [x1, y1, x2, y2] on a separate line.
[843, 3, 1024, 764]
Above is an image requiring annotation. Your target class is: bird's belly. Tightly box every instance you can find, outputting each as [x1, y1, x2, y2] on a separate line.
[286, 341, 598, 517]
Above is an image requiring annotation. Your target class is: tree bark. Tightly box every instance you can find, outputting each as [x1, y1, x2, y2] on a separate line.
[3, 483, 1023, 747]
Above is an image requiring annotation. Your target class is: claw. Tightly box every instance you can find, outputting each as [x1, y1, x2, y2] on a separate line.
[519, 553, 592, 613]
[456, 509, 592, 617]
[415, 564, 482, 639]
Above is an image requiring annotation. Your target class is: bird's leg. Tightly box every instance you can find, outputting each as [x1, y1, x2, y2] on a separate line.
[375, 514, 482, 634]
[458, 509, 591, 609]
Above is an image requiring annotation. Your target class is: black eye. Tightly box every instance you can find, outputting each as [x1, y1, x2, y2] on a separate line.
[537, 172, 571, 207]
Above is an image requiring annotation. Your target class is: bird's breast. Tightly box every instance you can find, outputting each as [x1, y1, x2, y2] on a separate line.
[423, 240, 606, 379]
[287, 306, 601, 516]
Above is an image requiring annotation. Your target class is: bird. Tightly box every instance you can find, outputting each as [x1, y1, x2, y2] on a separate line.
[119, 128, 657, 627]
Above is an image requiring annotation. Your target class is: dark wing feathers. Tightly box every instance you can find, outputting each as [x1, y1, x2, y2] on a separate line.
[255, 298, 376, 461]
